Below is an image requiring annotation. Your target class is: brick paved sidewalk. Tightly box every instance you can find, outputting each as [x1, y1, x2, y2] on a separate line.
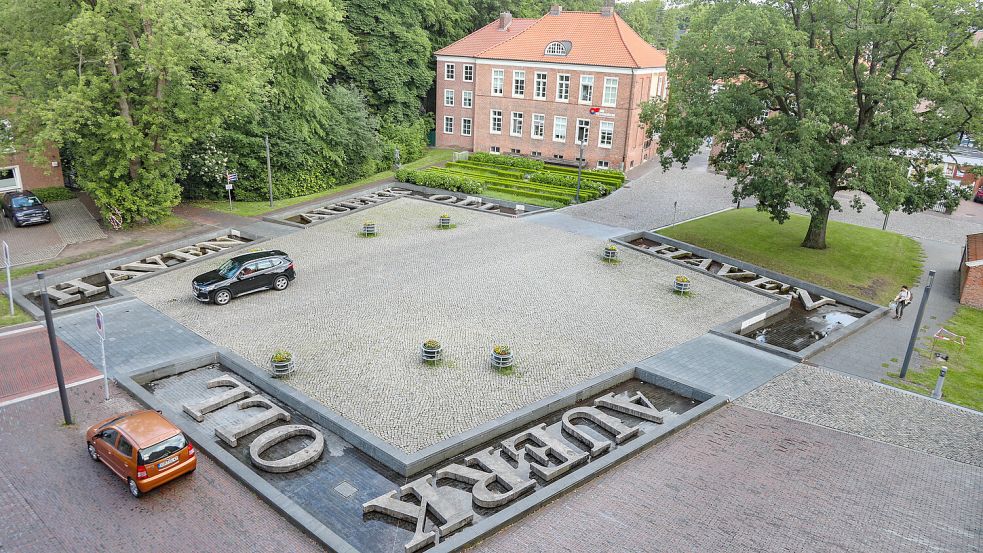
[472, 405, 982, 553]
[0, 381, 321, 553]
[0, 327, 101, 404]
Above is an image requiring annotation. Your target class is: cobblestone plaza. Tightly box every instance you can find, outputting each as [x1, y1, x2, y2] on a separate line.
[128, 199, 770, 452]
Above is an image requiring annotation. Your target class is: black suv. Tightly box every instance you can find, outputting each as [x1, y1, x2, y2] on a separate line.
[2, 191, 51, 227]
[192, 250, 295, 305]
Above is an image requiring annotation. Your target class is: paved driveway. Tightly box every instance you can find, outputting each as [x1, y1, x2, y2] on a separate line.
[0, 198, 106, 267]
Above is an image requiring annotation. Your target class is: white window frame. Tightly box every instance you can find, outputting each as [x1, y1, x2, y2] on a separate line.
[445, 63, 455, 81]
[556, 74, 570, 102]
[598, 121, 614, 148]
[553, 116, 567, 142]
[462, 90, 473, 108]
[512, 70, 525, 98]
[534, 72, 547, 100]
[545, 42, 566, 56]
[461, 118, 472, 136]
[490, 146, 500, 153]
[531, 114, 545, 140]
[510, 112, 523, 137]
[596, 160, 609, 169]
[576, 118, 591, 145]
[490, 110, 502, 134]
[443, 89, 454, 107]
[463, 64, 474, 82]
[579, 75, 594, 104]
[492, 69, 504, 96]
[602, 77, 618, 107]
[0, 165, 22, 192]
[443, 116, 454, 134]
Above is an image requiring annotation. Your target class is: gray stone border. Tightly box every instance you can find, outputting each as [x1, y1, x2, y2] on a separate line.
[395, 183, 552, 218]
[611, 231, 887, 360]
[116, 347, 724, 553]
[260, 187, 411, 228]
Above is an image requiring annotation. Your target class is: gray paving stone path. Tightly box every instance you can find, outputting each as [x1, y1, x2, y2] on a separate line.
[472, 405, 982, 553]
[48, 199, 106, 245]
[738, 364, 983, 466]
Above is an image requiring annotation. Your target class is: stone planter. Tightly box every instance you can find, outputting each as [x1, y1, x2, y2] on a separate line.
[674, 276, 691, 294]
[270, 356, 296, 377]
[361, 222, 377, 236]
[421, 342, 443, 363]
[603, 246, 618, 261]
[491, 347, 514, 369]
[438, 215, 452, 229]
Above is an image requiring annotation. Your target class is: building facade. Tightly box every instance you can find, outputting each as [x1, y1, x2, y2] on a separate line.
[434, 5, 668, 170]
[960, 232, 983, 309]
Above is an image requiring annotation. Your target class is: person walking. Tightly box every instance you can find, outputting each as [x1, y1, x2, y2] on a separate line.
[892, 285, 912, 319]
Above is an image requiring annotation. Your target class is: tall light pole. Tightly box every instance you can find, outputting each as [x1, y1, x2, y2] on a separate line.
[37, 272, 72, 425]
[265, 134, 274, 208]
[575, 138, 585, 204]
[900, 269, 935, 380]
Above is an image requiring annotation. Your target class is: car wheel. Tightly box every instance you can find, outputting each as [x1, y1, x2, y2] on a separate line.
[87, 442, 98, 461]
[212, 289, 232, 306]
[273, 275, 289, 291]
[127, 478, 142, 498]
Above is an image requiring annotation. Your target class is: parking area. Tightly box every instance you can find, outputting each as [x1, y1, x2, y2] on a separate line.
[127, 198, 771, 453]
[0, 198, 105, 266]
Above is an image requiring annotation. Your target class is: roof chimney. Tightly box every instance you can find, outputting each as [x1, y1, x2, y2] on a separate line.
[549, 4, 562, 16]
[600, 0, 614, 17]
[499, 11, 512, 30]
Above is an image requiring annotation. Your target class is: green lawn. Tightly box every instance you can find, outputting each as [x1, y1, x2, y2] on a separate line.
[659, 209, 924, 306]
[191, 148, 456, 217]
[0, 299, 33, 328]
[8, 239, 150, 281]
[882, 307, 983, 411]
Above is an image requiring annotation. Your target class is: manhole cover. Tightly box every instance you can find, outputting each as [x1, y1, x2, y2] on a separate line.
[334, 481, 358, 498]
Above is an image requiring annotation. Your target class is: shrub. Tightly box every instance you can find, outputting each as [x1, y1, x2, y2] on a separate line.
[396, 169, 484, 194]
[493, 344, 511, 356]
[469, 152, 544, 171]
[271, 350, 292, 363]
[32, 187, 75, 203]
[424, 339, 440, 349]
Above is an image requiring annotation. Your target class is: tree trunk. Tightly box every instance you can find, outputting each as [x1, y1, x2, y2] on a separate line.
[801, 204, 831, 249]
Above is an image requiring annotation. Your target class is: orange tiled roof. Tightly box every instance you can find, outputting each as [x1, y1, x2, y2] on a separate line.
[436, 11, 666, 69]
[968, 232, 983, 262]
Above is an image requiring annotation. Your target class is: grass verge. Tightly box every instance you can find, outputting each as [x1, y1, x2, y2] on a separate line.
[8, 239, 150, 281]
[191, 148, 456, 217]
[881, 306, 982, 412]
[0, 300, 33, 328]
[659, 209, 924, 305]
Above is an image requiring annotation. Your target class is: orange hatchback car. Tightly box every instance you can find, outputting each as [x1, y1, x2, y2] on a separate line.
[86, 410, 196, 497]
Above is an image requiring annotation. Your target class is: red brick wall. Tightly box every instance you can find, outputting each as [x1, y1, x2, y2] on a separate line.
[0, 147, 63, 190]
[435, 58, 666, 170]
[959, 264, 983, 309]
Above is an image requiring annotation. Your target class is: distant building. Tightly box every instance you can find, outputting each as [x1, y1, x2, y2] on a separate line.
[434, 4, 668, 170]
[0, 119, 64, 194]
[960, 232, 983, 309]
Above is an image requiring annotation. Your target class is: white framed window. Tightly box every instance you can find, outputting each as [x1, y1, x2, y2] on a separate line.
[579, 75, 594, 103]
[531, 151, 542, 157]
[509, 148, 521, 154]
[596, 160, 610, 169]
[532, 114, 545, 139]
[556, 74, 570, 101]
[0, 166, 21, 192]
[463, 64, 474, 82]
[576, 118, 591, 144]
[553, 116, 567, 142]
[461, 118, 472, 136]
[443, 89, 454, 107]
[444, 63, 455, 80]
[492, 69, 504, 96]
[513, 71, 525, 97]
[462, 90, 473, 108]
[602, 77, 618, 107]
[510, 112, 523, 136]
[490, 146, 501, 153]
[490, 110, 502, 134]
[443, 116, 454, 134]
[553, 153, 564, 159]
[534, 72, 547, 100]
[545, 41, 566, 56]
[598, 121, 614, 148]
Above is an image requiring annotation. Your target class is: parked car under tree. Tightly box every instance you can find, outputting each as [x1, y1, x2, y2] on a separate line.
[1, 190, 51, 226]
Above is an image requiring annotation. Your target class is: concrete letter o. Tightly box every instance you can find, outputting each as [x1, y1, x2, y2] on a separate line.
[249, 424, 325, 473]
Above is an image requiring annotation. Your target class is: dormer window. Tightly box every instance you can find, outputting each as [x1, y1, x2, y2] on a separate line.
[545, 41, 570, 56]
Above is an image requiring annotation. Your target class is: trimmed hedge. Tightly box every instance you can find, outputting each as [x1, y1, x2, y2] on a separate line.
[434, 168, 599, 201]
[395, 169, 484, 195]
[468, 152, 545, 171]
[32, 187, 76, 203]
[542, 164, 625, 185]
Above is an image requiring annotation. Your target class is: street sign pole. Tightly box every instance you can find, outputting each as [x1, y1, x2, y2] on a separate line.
[2, 240, 12, 316]
[95, 306, 109, 401]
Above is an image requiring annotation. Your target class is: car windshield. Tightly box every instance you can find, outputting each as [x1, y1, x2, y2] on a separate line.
[217, 259, 240, 278]
[138, 433, 187, 465]
[11, 196, 41, 208]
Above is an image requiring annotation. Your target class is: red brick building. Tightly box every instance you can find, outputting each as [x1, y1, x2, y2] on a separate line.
[959, 232, 983, 309]
[0, 148, 64, 194]
[434, 5, 668, 170]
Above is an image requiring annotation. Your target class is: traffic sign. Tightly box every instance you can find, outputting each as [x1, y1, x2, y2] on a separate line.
[95, 306, 105, 340]
[225, 183, 234, 191]
[2, 240, 9, 267]
[589, 107, 600, 115]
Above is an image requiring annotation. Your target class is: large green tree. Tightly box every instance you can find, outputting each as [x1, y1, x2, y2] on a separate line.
[0, 0, 259, 223]
[656, 0, 982, 249]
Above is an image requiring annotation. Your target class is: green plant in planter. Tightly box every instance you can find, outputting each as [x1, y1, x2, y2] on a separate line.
[493, 344, 511, 356]
[424, 339, 440, 350]
[271, 350, 292, 363]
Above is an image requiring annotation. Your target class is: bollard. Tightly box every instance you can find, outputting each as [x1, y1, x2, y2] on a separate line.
[932, 366, 947, 399]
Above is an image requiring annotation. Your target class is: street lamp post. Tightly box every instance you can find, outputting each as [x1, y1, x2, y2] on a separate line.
[575, 139, 585, 204]
[37, 272, 72, 425]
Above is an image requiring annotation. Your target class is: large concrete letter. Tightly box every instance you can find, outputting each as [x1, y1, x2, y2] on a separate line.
[437, 447, 536, 508]
[594, 392, 665, 423]
[182, 376, 254, 422]
[561, 406, 639, 457]
[363, 475, 474, 553]
[500, 424, 588, 482]
[249, 424, 324, 473]
[214, 396, 290, 447]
